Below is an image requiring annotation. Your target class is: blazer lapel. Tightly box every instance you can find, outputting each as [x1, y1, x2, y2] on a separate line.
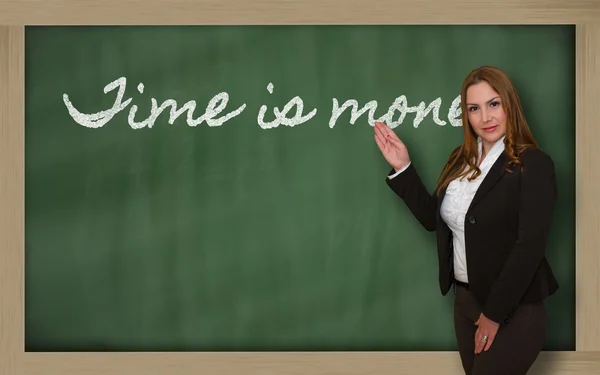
[467, 150, 509, 212]
[438, 184, 448, 209]
[436, 183, 449, 224]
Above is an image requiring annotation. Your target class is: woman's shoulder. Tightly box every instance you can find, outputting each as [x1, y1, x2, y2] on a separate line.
[518, 146, 555, 173]
[519, 146, 554, 164]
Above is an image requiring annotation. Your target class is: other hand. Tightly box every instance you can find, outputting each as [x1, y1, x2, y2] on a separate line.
[474, 313, 500, 354]
[373, 121, 410, 171]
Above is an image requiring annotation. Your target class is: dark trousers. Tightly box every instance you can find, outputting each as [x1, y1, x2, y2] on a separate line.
[453, 283, 547, 375]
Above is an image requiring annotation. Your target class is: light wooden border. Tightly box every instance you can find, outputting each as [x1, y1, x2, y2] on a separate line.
[1, 1, 599, 374]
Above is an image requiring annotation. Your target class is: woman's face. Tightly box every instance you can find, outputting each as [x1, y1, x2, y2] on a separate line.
[465, 81, 507, 151]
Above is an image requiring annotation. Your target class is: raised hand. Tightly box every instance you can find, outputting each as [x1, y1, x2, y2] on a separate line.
[373, 121, 411, 172]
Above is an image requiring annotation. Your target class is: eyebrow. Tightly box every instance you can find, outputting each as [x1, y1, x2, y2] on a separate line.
[466, 96, 500, 106]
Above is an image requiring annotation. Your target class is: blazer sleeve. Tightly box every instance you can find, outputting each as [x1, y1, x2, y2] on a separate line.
[385, 162, 438, 232]
[482, 148, 558, 324]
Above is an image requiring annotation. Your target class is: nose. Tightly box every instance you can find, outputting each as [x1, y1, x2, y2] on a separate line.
[481, 109, 492, 123]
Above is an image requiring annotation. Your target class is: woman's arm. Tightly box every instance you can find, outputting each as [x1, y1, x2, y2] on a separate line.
[374, 122, 437, 231]
[482, 148, 558, 324]
[373, 121, 439, 232]
[385, 163, 438, 232]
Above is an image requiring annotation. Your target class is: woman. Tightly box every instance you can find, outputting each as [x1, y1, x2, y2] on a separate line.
[374, 66, 559, 375]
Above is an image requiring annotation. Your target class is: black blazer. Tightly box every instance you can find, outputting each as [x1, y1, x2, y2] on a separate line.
[385, 146, 559, 326]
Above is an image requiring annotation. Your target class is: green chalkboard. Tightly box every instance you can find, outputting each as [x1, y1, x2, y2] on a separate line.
[25, 25, 575, 351]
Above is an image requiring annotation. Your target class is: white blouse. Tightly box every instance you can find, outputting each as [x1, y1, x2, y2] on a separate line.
[440, 135, 506, 283]
[388, 135, 506, 283]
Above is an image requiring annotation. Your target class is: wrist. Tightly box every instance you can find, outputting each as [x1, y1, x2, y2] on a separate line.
[394, 162, 409, 172]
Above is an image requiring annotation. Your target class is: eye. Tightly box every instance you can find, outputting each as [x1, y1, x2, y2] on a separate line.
[490, 100, 500, 108]
[468, 106, 478, 112]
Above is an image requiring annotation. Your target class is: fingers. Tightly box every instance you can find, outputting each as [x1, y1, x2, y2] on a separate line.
[476, 338, 485, 354]
[474, 315, 481, 354]
[474, 328, 483, 354]
[374, 133, 388, 154]
[474, 329, 497, 354]
[474, 313, 499, 354]
[375, 121, 404, 144]
[374, 123, 388, 146]
[374, 122, 404, 151]
[474, 325, 485, 354]
[374, 121, 392, 139]
[475, 337, 486, 354]
[387, 134, 404, 149]
[374, 123, 394, 158]
[484, 333, 496, 352]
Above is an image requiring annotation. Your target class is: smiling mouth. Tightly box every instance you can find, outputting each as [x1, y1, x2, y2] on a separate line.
[483, 126, 498, 132]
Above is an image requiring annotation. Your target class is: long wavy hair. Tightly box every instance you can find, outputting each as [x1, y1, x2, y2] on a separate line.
[435, 66, 539, 195]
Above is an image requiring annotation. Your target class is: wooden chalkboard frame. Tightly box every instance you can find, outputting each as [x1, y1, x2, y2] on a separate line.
[1, 1, 599, 374]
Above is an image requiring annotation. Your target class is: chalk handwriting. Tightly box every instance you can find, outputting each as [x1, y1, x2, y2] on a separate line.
[257, 83, 318, 129]
[63, 77, 246, 129]
[447, 95, 462, 127]
[329, 99, 378, 128]
[329, 95, 461, 128]
[63, 77, 132, 129]
[63, 77, 464, 130]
